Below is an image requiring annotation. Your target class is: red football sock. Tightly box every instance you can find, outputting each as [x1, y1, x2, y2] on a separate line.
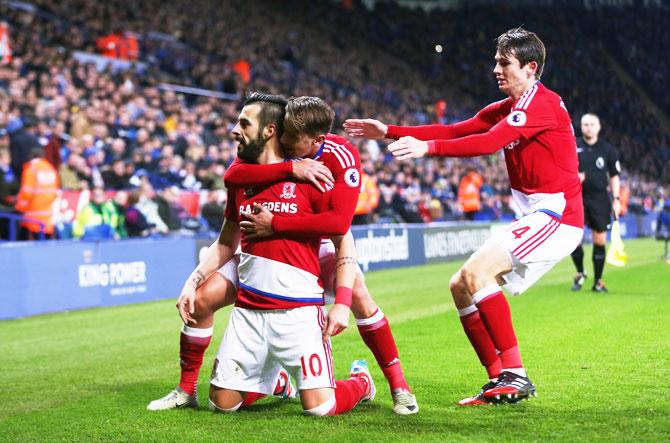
[357, 310, 411, 392]
[178, 328, 212, 396]
[330, 377, 368, 415]
[241, 392, 266, 408]
[459, 309, 502, 379]
[475, 291, 523, 369]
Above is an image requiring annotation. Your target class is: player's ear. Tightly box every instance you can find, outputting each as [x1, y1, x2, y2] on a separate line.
[263, 123, 277, 139]
[526, 61, 538, 78]
[313, 134, 326, 147]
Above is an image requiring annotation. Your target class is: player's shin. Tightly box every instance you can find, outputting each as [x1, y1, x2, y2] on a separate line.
[458, 305, 502, 379]
[179, 325, 213, 396]
[356, 308, 411, 392]
[473, 285, 525, 376]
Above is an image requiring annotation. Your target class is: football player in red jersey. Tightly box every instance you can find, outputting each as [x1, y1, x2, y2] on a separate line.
[202, 92, 373, 415]
[345, 28, 584, 405]
[148, 95, 417, 415]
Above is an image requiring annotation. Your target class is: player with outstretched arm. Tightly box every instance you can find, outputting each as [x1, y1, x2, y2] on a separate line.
[344, 27, 584, 405]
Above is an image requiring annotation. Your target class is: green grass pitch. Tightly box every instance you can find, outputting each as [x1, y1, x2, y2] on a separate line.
[1, 238, 669, 442]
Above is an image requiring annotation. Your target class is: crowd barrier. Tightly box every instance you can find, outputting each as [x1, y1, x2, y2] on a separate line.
[0, 238, 194, 320]
[0, 215, 657, 320]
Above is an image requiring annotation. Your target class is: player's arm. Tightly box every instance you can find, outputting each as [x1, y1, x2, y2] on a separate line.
[177, 218, 240, 324]
[224, 158, 334, 192]
[389, 102, 552, 159]
[272, 181, 358, 237]
[388, 120, 521, 159]
[239, 181, 358, 239]
[177, 187, 241, 323]
[385, 117, 493, 141]
[343, 102, 502, 140]
[323, 231, 357, 340]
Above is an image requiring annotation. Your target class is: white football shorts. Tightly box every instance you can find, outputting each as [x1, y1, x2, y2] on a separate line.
[216, 240, 364, 304]
[488, 210, 583, 295]
[210, 305, 336, 394]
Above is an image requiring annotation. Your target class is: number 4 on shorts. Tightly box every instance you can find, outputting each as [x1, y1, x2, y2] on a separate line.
[512, 226, 530, 239]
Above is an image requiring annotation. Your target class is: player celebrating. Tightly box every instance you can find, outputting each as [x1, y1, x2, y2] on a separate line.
[344, 27, 584, 405]
[570, 113, 621, 293]
[148, 96, 418, 415]
[189, 92, 373, 415]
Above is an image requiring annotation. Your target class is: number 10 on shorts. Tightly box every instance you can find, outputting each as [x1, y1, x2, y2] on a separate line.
[301, 353, 323, 377]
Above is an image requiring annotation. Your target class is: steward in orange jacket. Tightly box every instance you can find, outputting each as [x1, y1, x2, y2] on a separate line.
[458, 169, 483, 220]
[353, 172, 380, 224]
[15, 151, 60, 235]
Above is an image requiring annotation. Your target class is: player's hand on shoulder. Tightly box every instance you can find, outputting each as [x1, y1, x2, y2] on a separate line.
[291, 158, 334, 192]
[323, 303, 350, 341]
[388, 136, 428, 160]
[343, 118, 388, 140]
[240, 202, 274, 240]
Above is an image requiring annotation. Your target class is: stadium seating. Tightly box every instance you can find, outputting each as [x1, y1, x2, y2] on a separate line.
[0, 0, 667, 237]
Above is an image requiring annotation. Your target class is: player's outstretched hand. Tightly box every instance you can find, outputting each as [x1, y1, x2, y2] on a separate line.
[388, 136, 429, 160]
[240, 202, 274, 240]
[292, 158, 334, 192]
[177, 284, 197, 325]
[323, 303, 350, 341]
[343, 118, 388, 140]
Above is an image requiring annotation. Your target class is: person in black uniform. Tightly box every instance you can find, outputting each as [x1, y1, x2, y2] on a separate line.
[571, 113, 621, 292]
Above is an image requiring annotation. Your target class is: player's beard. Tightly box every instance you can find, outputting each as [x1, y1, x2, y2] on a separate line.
[237, 130, 268, 163]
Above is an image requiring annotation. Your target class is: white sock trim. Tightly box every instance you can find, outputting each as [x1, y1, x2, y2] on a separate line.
[302, 394, 336, 416]
[209, 399, 241, 412]
[182, 325, 214, 338]
[503, 367, 527, 378]
[355, 308, 385, 326]
[472, 284, 502, 305]
[457, 304, 478, 317]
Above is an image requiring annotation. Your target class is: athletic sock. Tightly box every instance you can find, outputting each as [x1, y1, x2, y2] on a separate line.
[473, 286, 523, 370]
[593, 244, 606, 281]
[178, 325, 213, 396]
[241, 392, 266, 407]
[571, 244, 585, 274]
[503, 367, 528, 378]
[458, 305, 502, 379]
[356, 309, 411, 392]
[331, 377, 368, 415]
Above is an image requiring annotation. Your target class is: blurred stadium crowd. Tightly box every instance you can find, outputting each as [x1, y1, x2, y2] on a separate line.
[0, 0, 668, 240]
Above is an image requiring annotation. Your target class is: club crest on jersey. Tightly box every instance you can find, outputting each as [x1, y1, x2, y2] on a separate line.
[507, 110, 527, 127]
[344, 168, 361, 188]
[596, 157, 605, 169]
[280, 182, 296, 199]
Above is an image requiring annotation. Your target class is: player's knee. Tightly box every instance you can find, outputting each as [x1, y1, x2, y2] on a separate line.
[209, 398, 241, 413]
[302, 395, 336, 417]
[449, 270, 467, 296]
[209, 390, 242, 413]
[460, 267, 480, 295]
[193, 289, 214, 316]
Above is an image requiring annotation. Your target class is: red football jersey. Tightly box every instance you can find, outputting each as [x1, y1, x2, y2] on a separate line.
[389, 82, 583, 227]
[223, 133, 361, 236]
[225, 179, 330, 310]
